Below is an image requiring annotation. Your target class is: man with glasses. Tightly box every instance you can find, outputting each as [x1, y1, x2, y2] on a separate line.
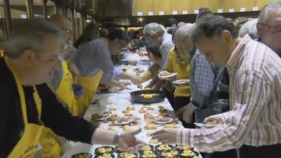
[257, 1, 281, 57]
[38, 14, 80, 158]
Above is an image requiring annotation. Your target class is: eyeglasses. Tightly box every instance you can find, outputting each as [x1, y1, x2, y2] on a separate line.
[60, 27, 72, 35]
[258, 23, 281, 33]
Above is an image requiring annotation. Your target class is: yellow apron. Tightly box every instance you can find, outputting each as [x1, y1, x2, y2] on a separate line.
[40, 61, 80, 158]
[56, 61, 79, 116]
[5, 57, 43, 158]
[76, 71, 103, 116]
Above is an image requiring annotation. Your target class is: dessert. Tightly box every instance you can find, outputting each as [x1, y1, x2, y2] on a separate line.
[139, 150, 156, 158]
[163, 124, 178, 129]
[138, 108, 146, 113]
[146, 131, 154, 137]
[94, 153, 113, 158]
[108, 114, 118, 122]
[156, 145, 173, 152]
[144, 124, 158, 130]
[103, 111, 112, 115]
[95, 146, 114, 154]
[159, 71, 171, 76]
[146, 106, 154, 110]
[144, 113, 154, 120]
[153, 116, 170, 123]
[72, 152, 92, 158]
[160, 151, 178, 158]
[126, 107, 135, 111]
[122, 110, 130, 114]
[116, 117, 133, 124]
[123, 125, 132, 132]
[149, 139, 158, 144]
[124, 113, 133, 117]
[107, 126, 115, 131]
[118, 152, 137, 158]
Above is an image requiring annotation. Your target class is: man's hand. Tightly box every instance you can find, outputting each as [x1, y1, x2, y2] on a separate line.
[151, 129, 178, 144]
[118, 128, 145, 152]
[182, 102, 197, 123]
[117, 81, 131, 89]
[204, 114, 223, 124]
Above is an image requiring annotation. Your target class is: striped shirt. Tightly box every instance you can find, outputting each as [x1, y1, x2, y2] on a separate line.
[177, 35, 281, 153]
[70, 39, 114, 84]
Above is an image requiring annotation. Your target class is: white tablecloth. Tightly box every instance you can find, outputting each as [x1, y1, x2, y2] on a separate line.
[62, 83, 202, 158]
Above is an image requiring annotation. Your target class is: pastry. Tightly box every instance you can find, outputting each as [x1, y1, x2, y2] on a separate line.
[126, 107, 135, 111]
[159, 71, 171, 76]
[163, 124, 178, 129]
[149, 139, 158, 144]
[138, 108, 146, 113]
[95, 146, 114, 154]
[118, 152, 137, 158]
[122, 110, 130, 114]
[103, 111, 112, 115]
[146, 131, 154, 137]
[123, 125, 132, 132]
[124, 113, 133, 117]
[107, 126, 115, 131]
[144, 113, 154, 120]
[144, 124, 157, 130]
[146, 106, 154, 110]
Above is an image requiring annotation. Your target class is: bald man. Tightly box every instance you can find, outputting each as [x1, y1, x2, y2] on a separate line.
[39, 14, 79, 158]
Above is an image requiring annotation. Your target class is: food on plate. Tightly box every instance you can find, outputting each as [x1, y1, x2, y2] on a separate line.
[108, 114, 118, 121]
[122, 110, 130, 114]
[72, 152, 92, 158]
[130, 120, 142, 126]
[159, 71, 171, 77]
[153, 116, 170, 123]
[144, 113, 154, 120]
[95, 146, 114, 154]
[108, 122, 115, 126]
[173, 79, 190, 86]
[123, 125, 133, 132]
[206, 121, 217, 124]
[144, 124, 158, 130]
[107, 126, 115, 131]
[146, 106, 154, 110]
[94, 153, 113, 158]
[160, 151, 178, 158]
[159, 112, 168, 117]
[158, 105, 164, 109]
[156, 145, 173, 151]
[149, 139, 158, 144]
[118, 152, 137, 158]
[180, 149, 198, 157]
[108, 107, 116, 111]
[89, 121, 101, 126]
[126, 107, 135, 111]
[141, 145, 154, 151]
[116, 117, 133, 124]
[139, 150, 157, 158]
[103, 111, 112, 115]
[176, 145, 192, 151]
[124, 113, 133, 117]
[138, 108, 146, 113]
[163, 124, 178, 129]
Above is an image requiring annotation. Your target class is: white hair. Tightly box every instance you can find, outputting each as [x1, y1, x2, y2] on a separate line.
[258, 1, 281, 23]
[143, 23, 166, 36]
[239, 18, 258, 39]
[174, 23, 195, 40]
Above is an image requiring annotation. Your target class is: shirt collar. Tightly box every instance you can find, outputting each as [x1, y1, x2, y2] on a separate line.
[226, 35, 251, 70]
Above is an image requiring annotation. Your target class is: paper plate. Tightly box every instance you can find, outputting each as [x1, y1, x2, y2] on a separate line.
[152, 117, 173, 124]
[173, 79, 190, 86]
[114, 118, 133, 125]
[158, 71, 177, 80]
[194, 123, 221, 128]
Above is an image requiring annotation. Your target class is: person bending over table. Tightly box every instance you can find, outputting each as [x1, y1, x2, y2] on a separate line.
[152, 14, 281, 158]
[0, 18, 143, 158]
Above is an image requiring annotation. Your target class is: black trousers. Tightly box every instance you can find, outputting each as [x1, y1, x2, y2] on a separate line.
[174, 96, 195, 128]
[238, 144, 281, 158]
[162, 86, 175, 110]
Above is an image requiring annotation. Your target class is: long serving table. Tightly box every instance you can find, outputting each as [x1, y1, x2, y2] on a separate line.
[62, 82, 202, 158]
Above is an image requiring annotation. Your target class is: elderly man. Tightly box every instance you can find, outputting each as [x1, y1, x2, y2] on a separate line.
[143, 23, 175, 106]
[257, 1, 281, 57]
[152, 15, 281, 158]
[0, 18, 143, 157]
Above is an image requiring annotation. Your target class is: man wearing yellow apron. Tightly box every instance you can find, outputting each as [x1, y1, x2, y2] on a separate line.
[70, 29, 133, 116]
[0, 17, 143, 158]
[39, 14, 80, 158]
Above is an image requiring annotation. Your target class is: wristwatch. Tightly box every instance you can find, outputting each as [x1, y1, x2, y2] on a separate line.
[113, 132, 121, 146]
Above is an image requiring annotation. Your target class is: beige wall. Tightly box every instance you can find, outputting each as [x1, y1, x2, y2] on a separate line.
[0, 7, 27, 19]
[133, 0, 273, 16]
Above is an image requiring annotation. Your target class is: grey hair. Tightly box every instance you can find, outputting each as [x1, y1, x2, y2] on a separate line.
[6, 18, 63, 59]
[239, 18, 259, 39]
[143, 23, 166, 36]
[174, 23, 195, 41]
[258, 1, 281, 23]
